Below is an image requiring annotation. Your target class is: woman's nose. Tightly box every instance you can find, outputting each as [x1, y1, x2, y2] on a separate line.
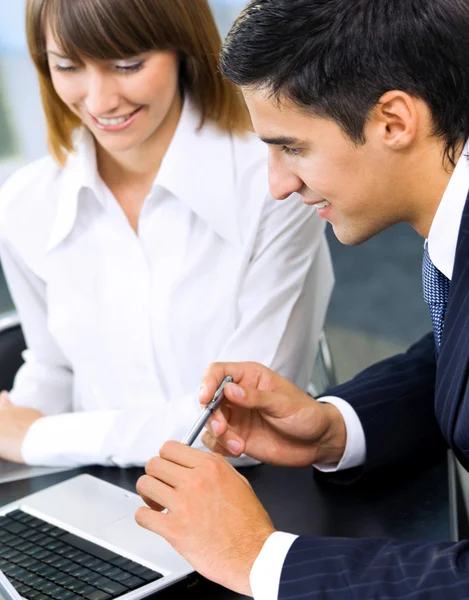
[84, 73, 120, 117]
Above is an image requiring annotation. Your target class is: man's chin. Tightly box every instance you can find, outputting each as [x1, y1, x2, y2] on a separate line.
[331, 223, 375, 246]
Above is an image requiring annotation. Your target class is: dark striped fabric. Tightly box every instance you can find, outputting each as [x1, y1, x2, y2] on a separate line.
[278, 192, 469, 598]
[279, 536, 469, 599]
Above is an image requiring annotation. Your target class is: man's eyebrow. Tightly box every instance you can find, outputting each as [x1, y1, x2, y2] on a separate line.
[260, 136, 302, 146]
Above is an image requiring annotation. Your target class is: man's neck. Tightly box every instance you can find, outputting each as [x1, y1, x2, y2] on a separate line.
[407, 143, 463, 239]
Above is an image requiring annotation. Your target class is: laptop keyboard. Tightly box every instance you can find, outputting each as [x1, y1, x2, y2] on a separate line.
[0, 510, 163, 600]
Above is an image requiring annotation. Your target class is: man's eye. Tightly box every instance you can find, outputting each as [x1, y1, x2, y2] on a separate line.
[281, 146, 301, 156]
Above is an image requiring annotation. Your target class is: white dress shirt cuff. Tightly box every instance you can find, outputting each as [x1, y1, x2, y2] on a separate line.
[250, 531, 298, 600]
[21, 411, 120, 467]
[313, 396, 366, 472]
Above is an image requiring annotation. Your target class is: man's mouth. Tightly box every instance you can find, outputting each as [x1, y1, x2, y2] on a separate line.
[314, 200, 331, 210]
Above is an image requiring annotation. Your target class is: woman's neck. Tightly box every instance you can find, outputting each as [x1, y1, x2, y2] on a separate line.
[93, 92, 183, 233]
[96, 92, 183, 190]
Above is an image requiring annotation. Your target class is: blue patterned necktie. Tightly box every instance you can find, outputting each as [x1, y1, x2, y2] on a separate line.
[422, 244, 451, 349]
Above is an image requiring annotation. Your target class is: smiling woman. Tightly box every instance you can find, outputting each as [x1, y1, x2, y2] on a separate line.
[27, 0, 250, 165]
[0, 0, 332, 468]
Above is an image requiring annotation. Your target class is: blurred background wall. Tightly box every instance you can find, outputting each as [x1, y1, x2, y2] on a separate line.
[0, 0, 431, 383]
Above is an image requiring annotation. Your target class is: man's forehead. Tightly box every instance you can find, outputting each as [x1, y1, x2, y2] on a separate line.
[243, 89, 313, 143]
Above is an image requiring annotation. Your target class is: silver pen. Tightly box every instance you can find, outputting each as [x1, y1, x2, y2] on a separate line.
[182, 376, 234, 445]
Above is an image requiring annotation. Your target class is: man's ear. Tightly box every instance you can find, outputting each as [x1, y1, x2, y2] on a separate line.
[372, 90, 420, 150]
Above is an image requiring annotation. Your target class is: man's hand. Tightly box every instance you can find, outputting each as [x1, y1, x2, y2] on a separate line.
[0, 392, 43, 463]
[200, 362, 346, 467]
[135, 442, 275, 596]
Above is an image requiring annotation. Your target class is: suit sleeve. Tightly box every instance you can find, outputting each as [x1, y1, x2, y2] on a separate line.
[323, 333, 447, 475]
[279, 535, 469, 599]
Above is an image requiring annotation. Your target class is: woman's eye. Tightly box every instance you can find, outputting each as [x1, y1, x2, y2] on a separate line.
[281, 145, 301, 156]
[54, 63, 78, 73]
[115, 61, 144, 73]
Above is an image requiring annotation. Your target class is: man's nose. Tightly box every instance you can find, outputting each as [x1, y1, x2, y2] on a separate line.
[268, 155, 303, 200]
[84, 72, 120, 117]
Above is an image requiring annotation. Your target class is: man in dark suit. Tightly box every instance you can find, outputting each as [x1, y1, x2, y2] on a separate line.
[134, 0, 469, 597]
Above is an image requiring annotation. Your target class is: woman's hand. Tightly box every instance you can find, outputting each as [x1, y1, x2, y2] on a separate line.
[0, 392, 44, 463]
[200, 362, 347, 467]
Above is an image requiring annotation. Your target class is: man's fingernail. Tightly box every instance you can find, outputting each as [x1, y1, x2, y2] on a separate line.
[230, 384, 245, 399]
[227, 440, 242, 455]
[210, 420, 220, 436]
[199, 384, 205, 399]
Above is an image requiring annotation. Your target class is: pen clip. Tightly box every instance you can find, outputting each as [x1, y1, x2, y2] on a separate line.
[206, 375, 233, 411]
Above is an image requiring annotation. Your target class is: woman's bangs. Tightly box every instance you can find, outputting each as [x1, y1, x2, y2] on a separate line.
[43, 0, 160, 62]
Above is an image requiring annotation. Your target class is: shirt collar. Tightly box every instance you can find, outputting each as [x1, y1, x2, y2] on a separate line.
[46, 129, 101, 252]
[47, 99, 241, 252]
[427, 139, 469, 280]
[154, 98, 240, 245]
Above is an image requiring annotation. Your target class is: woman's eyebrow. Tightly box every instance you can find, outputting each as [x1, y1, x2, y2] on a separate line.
[46, 50, 69, 58]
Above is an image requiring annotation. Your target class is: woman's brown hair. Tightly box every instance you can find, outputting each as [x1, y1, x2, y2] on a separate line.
[26, 0, 252, 166]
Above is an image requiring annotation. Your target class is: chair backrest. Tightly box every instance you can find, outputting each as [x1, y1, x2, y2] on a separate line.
[448, 450, 469, 541]
[309, 330, 338, 397]
[0, 311, 25, 392]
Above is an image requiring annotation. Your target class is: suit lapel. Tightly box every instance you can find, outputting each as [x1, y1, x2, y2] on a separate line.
[436, 190, 469, 466]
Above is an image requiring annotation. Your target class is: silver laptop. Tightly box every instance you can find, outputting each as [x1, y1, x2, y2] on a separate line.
[0, 474, 195, 599]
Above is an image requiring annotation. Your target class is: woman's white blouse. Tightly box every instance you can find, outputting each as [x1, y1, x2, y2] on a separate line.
[0, 101, 333, 467]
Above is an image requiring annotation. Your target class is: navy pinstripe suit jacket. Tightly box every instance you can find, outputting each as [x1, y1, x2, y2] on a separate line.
[278, 193, 469, 599]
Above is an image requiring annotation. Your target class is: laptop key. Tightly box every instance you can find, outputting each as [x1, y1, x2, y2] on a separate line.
[49, 588, 70, 600]
[39, 550, 60, 563]
[94, 578, 127, 595]
[79, 557, 104, 571]
[129, 565, 162, 582]
[112, 570, 133, 583]
[85, 591, 112, 600]
[58, 591, 78, 600]
[62, 575, 89, 592]
[77, 570, 102, 585]
[20, 589, 38, 600]
[0, 547, 20, 561]
[62, 548, 82, 560]
[43, 538, 64, 551]
[6, 510, 26, 521]
[0, 529, 16, 544]
[110, 557, 162, 580]
[121, 575, 145, 590]
[0, 519, 29, 535]
[79, 584, 98, 596]
[60, 533, 120, 562]
[108, 556, 130, 568]
[94, 562, 116, 575]
[104, 566, 129, 580]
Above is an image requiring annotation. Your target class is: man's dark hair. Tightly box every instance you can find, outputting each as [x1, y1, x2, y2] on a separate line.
[221, 0, 469, 165]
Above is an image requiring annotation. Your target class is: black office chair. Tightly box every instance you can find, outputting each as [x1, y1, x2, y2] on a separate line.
[448, 450, 469, 541]
[311, 330, 338, 395]
[0, 311, 26, 392]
